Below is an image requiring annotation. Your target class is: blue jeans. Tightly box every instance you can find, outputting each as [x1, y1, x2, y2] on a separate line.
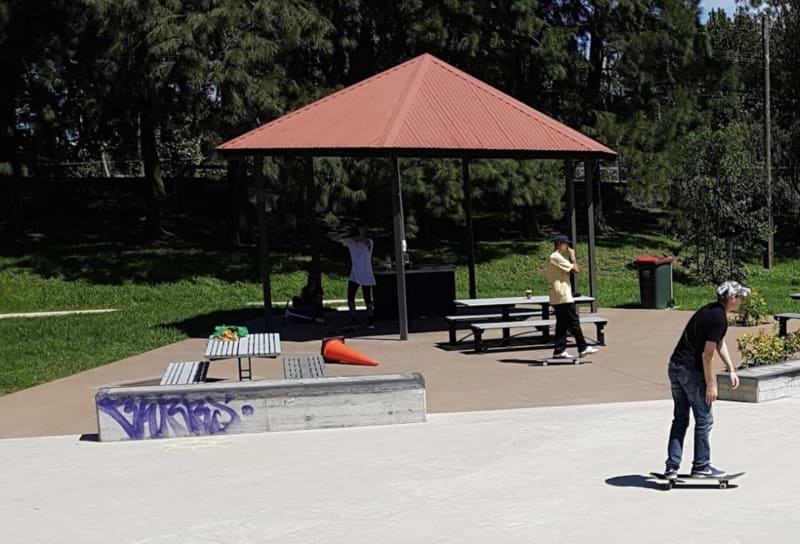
[666, 361, 714, 470]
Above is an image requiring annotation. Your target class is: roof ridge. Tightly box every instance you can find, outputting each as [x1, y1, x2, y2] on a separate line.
[379, 54, 432, 146]
[219, 56, 424, 150]
[427, 57, 610, 153]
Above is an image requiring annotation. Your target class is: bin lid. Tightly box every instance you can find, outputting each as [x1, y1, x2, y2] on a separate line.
[634, 255, 674, 264]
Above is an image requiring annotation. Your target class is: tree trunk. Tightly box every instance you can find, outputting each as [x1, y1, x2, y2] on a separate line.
[226, 159, 250, 245]
[586, 4, 610, 233]
[592, 163, 611, 233]
[0, 76, 23, 240]
[520, 206, 540, 238]
[139, 107, 166, 239]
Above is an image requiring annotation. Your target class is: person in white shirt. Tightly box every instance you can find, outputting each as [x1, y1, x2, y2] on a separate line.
[329, 226, 376, 327]
[541, 234, 599, 359]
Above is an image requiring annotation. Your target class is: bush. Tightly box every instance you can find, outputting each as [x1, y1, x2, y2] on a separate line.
[733, 291, 768, 326]
[737, 328, 800, 367]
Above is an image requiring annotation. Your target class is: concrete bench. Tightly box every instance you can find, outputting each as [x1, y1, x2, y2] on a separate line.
[283, 355, 327, 379]
[160, 361, 209, 385]
[774, 313, 800, 337]
[96, 373, 426, 441]
[471, 315, 608, 352]
[718, 360, 800, 402]
[444, 310, 542, 344]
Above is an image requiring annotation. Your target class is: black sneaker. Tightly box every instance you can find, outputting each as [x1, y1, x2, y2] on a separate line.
[366, 316, 375, 329]
[664, 467, 679, 480]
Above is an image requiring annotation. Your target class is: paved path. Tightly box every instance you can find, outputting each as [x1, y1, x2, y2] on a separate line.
[0, 308, 117, 319]
[2, 399, 798, 543]
[0, 308, 767, 438]
[1, 306, 794, 543]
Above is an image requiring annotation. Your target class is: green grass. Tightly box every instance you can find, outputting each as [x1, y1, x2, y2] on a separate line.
[1, 231, 798, 396]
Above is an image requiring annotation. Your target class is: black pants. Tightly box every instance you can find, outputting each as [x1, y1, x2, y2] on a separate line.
[553, 302, 587, 355]
[347, 281, 374, 315]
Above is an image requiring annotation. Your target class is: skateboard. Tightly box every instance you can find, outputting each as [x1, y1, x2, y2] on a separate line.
[530, 357, 580, 366]
[284, 308, 326, 325]
[649, 471, 744, 490]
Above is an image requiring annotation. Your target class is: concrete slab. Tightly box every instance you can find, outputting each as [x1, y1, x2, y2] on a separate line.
[2, 399, 798, 543]
[95, 373, 426, 441]
[0, 308, 767, 438]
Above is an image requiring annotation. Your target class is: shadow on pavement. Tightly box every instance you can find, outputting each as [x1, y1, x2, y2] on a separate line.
[605, 474, 665, 490]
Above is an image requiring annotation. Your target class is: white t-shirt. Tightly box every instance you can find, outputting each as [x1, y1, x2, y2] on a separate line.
[341, 237, 375, 286]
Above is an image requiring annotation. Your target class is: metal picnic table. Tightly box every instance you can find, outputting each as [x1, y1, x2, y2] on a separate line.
[204, 332, 281, 380]
[453, 295, 595, 341]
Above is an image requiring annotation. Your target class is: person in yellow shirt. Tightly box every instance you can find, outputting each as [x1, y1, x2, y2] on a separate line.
[542, 234, 599, 359]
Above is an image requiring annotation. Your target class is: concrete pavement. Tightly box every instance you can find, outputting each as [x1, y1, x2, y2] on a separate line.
[2, 399, 798, 543]
[0, 308, 769, 438]
[1, 306, 796, 542]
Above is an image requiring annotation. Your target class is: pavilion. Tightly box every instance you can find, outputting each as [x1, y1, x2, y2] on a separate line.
[218, 53, 616, 339]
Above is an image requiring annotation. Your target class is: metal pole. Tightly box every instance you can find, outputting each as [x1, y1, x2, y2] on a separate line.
[462, 158, 477, 298]
[565, 159, 577, 295]
[584, 158, 597, 313]
[391, 156, 409, 340]
[763, 13, 773, 269]
[304, 156, 321, 273]
[254, 155, 273, 329]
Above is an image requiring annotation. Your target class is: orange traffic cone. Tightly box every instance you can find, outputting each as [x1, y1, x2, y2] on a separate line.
[321, 336, 379, 367]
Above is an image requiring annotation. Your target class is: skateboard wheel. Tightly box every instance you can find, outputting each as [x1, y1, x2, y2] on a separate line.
[542, 362, 548, 367]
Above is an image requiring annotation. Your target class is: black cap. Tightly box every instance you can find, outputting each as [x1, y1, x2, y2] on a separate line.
[553, 234, 571, 245]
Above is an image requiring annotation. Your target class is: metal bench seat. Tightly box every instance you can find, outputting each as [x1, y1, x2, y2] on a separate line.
[774, 313, 800, 337]
[160, 361, 210, 386]
[470, 315, 608, 352]
[443, 310, 542, 344]
[283, 355, 328, 379]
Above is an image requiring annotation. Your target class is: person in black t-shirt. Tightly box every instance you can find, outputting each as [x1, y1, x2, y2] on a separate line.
[663, 280, 750, 481]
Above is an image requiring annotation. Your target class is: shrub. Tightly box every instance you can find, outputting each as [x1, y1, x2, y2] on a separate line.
[733, 291, 768, 326]
[737, 328, 800, 367]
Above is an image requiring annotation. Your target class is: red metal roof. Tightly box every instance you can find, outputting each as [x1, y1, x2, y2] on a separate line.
[218, 53, 616, 159]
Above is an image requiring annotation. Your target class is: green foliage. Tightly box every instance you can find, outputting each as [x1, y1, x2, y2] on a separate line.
[737, 329, 800, 367]
[668, 122, 768, 283]
[733, 291, 768, 326]
[4, 225, 800, 395]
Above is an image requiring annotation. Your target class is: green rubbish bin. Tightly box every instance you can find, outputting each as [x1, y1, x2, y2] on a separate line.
[635, 256, 674, 309]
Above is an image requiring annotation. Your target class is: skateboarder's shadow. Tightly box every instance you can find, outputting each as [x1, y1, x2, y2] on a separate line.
[605, 474, 664, 490]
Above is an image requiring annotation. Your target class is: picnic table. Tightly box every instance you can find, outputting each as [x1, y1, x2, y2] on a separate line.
[790, 293, 800, 300]
[204, 332, 281, 380]
[452, 295, 595, 341]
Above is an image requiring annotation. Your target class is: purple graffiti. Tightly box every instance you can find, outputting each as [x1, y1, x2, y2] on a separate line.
[98, 393, 254, 439]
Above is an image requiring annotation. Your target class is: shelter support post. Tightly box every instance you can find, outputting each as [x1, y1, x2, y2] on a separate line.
[304, 157, 321, 273]
[254, 155, 274, 329]
[391, 156, 409, 340]
[565, 159, 577, 295]
[462, 158, 476, 298]
[583, 159, 598, 312]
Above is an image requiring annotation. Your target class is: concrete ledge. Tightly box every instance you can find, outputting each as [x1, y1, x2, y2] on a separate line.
[718, 360, 800, 402]
[96, 373, 426, 441]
